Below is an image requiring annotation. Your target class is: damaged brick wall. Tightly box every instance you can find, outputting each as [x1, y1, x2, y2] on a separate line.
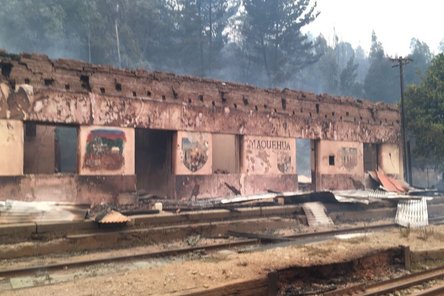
[0, 52, 402, 202]
[0, 52, 400, 143]
[0, 174, 135, 204]
[314, 140, 368, 190]
[24, 124, 56, 174]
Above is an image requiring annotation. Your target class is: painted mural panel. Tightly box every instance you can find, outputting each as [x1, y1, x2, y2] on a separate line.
[174, 131, 212, 175]
[241, 136, 296, 175]
[0, 120, 23, 176]
[79, 126, 134, 175]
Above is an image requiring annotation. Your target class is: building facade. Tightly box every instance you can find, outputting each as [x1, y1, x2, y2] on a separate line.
[0, 52, 402, 204]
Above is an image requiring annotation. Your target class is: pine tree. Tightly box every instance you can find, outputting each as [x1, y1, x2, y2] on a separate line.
[173, 0, 240, 76]
[339, 55, 363, 97]
[363, 32, 398, 103]
[241, 0, 320, 86]
[404, 38, 433, 86]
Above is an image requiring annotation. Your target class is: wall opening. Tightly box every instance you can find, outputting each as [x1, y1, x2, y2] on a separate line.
[0, 62, 12, 77]
[24, 122, 78, 174]
[135, 128, 174, 197]
[212, 134, 240, 174]
[329, 155, 335, 166]
[297, 139, 313, 191]
[364, 143, 379, 172]
[55, 126, 78, 173]
[79, 75, 91, 91]
[25, 122, 36, 138]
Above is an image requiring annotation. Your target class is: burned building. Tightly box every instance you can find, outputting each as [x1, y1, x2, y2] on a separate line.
[0, 52, 402, 204]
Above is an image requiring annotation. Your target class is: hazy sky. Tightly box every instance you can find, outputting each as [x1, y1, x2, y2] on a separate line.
[305, 0, 444, 56]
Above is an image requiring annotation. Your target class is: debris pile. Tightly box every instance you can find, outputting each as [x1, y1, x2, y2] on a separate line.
[0, 200, 89, 224]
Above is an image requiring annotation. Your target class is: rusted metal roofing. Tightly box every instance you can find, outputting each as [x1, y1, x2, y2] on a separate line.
[372, 170, 409, 193]
[97, 210, 130, 224]
[375, 170, 401, 192]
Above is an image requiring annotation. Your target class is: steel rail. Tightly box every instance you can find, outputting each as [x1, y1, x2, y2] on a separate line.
[325, 265, 444, 295]
[0, 239, 258, 278]
[2, 217, 444, 293]
[0, 223, 397, 280]
[412, 282, 444, 296]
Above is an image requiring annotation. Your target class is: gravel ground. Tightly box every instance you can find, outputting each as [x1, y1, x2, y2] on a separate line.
[2, 225, 444, 295]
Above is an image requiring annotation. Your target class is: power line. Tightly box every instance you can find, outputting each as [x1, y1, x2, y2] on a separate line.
[115, 3, 121, 68]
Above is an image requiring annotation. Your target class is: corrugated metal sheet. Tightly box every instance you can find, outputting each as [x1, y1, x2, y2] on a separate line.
[97, 210, 130, 224]
[371, 170, 409, 193]
[0, 200, 88, 224]
[395, 198, 428, 228]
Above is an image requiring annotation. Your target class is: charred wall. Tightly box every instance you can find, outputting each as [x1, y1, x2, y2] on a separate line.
[0, 174, 134, 204]
[0, 52, 402, 203]
[0, 52, 400, 143]
[24, 123, 56, 174]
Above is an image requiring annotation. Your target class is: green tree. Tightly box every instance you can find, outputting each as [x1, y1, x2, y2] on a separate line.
[317, 36, 339, 94]
[241, 0, 320, 86]
[0, 0, 69, 56]
[172, 0, 239, 76]
[405, 54, 444, 166]
[364, 31, 398, 103]
[295, 36, 363, 97]
[121, 0, 176, 69]
[339, 54, 363, 97]
[354, 45, 369, 83]
[404, 38, 433, 86]
[0, 0, 177, 68]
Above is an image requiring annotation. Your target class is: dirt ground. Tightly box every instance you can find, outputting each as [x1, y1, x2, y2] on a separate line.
[2, 225, 444, 296]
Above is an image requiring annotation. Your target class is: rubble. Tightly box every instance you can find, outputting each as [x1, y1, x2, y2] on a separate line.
[0, 200, 88, 224]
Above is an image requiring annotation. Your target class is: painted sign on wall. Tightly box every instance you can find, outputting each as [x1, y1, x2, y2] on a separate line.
[340, 147, 358, 170]
[242, 136, 296, 175]
[174, 131, 212, 175]
[79, 126, 134, 175]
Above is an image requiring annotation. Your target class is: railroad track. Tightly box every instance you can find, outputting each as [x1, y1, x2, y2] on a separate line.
[189, 260, 444, 296]
[0, 239, 258, 278]
[0, 222, 397, 291]
[414, 282, 444, 296]
[325, 264, 444, 296]
[2, 215, 444, 293]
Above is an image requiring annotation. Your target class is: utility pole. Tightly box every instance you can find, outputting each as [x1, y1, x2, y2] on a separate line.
[390, 56, 412, 183]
